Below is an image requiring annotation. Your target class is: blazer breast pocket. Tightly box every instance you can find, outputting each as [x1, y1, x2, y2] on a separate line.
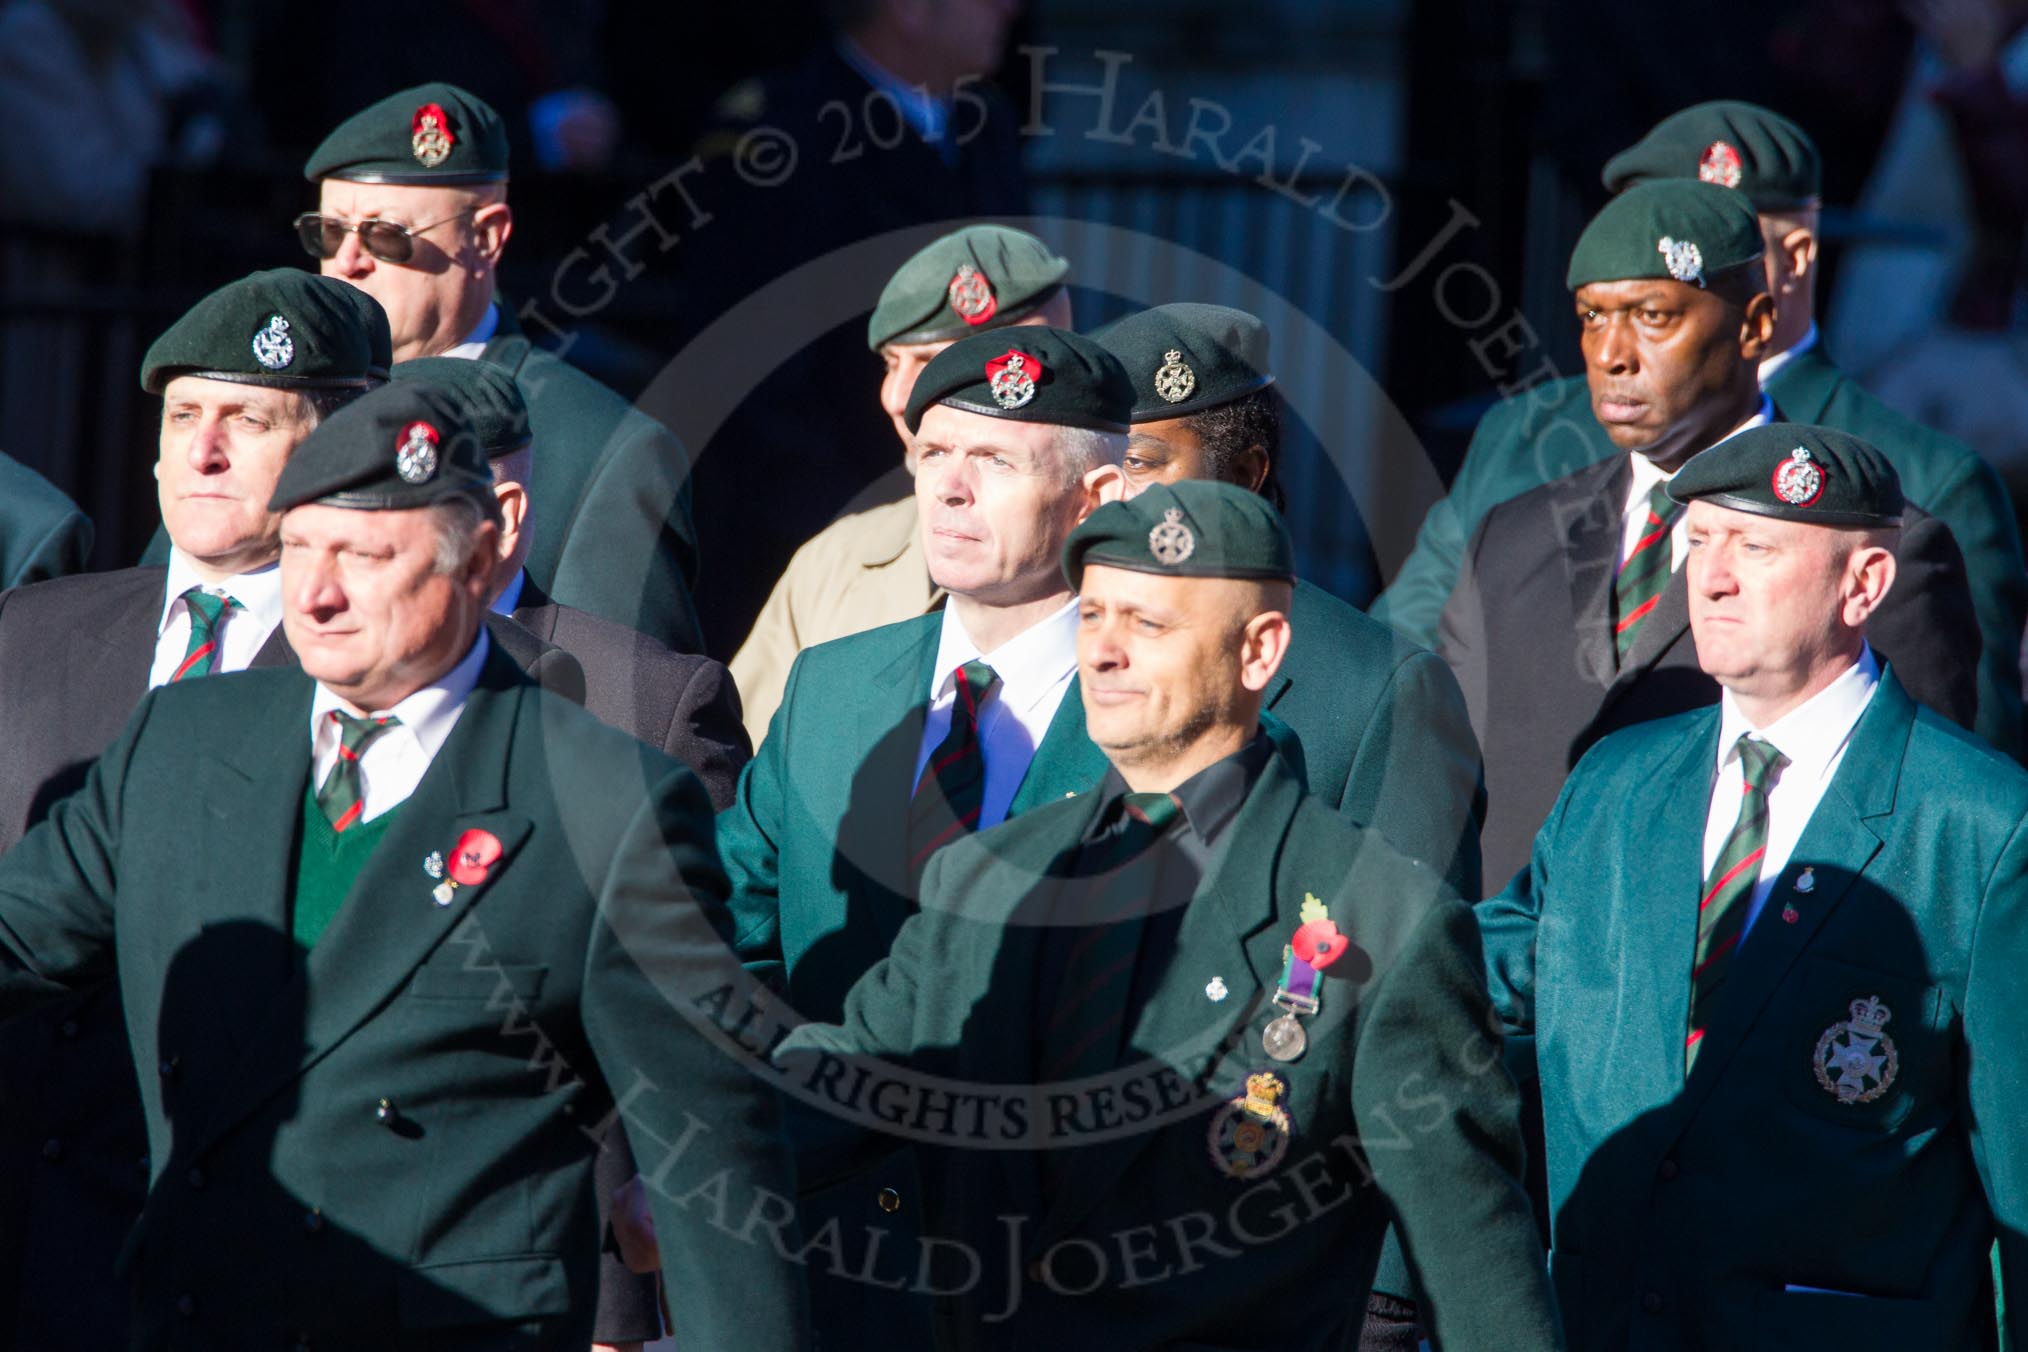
[1774, 954, 1951, 1133]
[406, 963, 547, 1003]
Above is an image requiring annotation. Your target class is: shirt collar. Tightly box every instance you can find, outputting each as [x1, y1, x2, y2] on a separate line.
[310, 628, 491, 763]
[440, 303, 502, 361]
[928, 598, 1080, 716]
[160, 548, 284, 639]
[1087, 732, 1275, 847]
[1757, 322, 1819, 384]
[489, 567, 527, 617]
[1630, 394, 1776, 502]
[1716, 642, 1879, 783]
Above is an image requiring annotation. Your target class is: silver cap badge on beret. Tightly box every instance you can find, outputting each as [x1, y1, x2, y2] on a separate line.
[988, 351, 1036, 409]
[251, 315, 295, 371]
[1657, 236, 1706, 288]
[1773, 446, 1825, 507]
[1699, 140, 1743, 189]
[411, 102, 454, 168]
[1154, 349, 1196, 404]
[396, 421, 441, 484]
[947, 263, 996, 325]
[1149, 506, 1195, 565]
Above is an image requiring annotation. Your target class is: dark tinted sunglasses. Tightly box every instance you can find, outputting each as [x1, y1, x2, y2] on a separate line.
[292, 209, 475, 264]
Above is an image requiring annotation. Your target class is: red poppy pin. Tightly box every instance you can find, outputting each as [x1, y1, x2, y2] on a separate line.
[1291, 917, 1350, 970]
[429, 828, 502, 906]
[450, 829, 502, 885]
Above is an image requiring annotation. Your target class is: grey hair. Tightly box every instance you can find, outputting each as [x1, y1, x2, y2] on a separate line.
[1056, 426, 1126, 486]
[428, 493, 504, 575]
[299, 379, 379, 429]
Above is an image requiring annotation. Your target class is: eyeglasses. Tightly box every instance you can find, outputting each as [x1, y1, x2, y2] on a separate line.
[292, 209, 476, 264]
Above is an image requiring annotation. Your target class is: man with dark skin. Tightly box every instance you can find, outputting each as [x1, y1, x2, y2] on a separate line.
[1440, 179, 1981, 892]
[1376, 100, 2027, 761]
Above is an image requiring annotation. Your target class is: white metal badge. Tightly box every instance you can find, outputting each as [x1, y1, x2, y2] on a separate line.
[1657, 235, 1706, 288]
[1153, 349, 1196, 403]
[251, 315, 294, 371]
[1814, 995, 1898, 1105]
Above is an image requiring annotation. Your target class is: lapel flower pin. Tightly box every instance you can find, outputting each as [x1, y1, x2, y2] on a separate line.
[431, 828, 503, 906]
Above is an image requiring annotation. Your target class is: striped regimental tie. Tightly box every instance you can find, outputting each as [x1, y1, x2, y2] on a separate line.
[1614, 482, 1683, 663]
[316, 710, 402, 833]
[906, 660, 1000, 883]
[171, 587, 241, 681]
[1687, 734, 1789, 1069]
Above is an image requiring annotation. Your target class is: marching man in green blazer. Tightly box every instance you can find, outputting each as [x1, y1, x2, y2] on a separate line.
[717, 326, 1123, 1338]
[1374, 99, 2027, 762]
[1479, 424, 2028, 1350]
[1091, 301, 1484, 900]
[775, 479, 1561, 1350]
[0, 379, 808, 1349]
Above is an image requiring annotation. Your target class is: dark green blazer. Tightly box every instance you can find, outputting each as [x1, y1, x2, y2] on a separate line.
[782, 751, 1561, 1351]
[0, 451, 91, 589]
[1280, 578, 1483, 897]
[1478, 670, 2028, 1351]
[0, 646, 807, 1350]
[722, 611, 1111, 1018]
[1372, 353, 2028, 758]
[482, 333, 704, 654]
[719, 610, 1110, 1341]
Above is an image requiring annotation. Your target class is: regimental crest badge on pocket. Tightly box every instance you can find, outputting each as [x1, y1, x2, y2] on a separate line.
[1813, 995, 1899, 1105]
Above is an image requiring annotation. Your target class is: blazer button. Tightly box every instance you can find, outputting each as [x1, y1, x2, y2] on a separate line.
[876, 1187, 901, 1214]
[1642, 1292, 1664, 1316]
[187, 1167, 206, 1191]
[376, 1098, 398, 1125]
[1657, 1158, 1679, 1181]
[175, 1294, 196, 1318]
[40, 1139, 60, 1162]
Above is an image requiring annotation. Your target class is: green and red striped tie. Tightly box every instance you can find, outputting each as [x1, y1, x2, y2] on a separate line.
[172, 587, 240, 681]
[316, 710, 402, 833]
[907, 660, 1000, 883]
[1615, 482, 1683, 663]
[1687, 735, 1788, 1068]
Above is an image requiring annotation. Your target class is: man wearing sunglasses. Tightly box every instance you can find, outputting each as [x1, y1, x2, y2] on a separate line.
[297, 81, 705, 656]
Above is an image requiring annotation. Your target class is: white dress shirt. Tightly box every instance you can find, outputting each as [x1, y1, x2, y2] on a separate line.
[1618, 396, 1775, 573]
[1703, 644, 1880, 938]
[307, 631, 490, 824]
[911, 599, 1080, 831]
[489, 567, 527, 617]
[149, 551, 285, 688]
[440, 302, 501, 361]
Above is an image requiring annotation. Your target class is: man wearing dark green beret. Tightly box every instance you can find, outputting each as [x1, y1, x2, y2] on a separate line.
[1375, 99, 2028, 764]
[391, 357, 748, 1349]
[0, 378, 810, 1348]
[0, 451, 91, 589]
[718, 326, 1125, 1342]
[1092, 301, 1483, 900]
[0, 268, 390, 1352]
[772, 478, 1562, 1350]
[731, 224, 1075, 743]
[299, 80, 704, 655]
[1439, 179, 1982, 891]
[1479, 422, 2028, 1350]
